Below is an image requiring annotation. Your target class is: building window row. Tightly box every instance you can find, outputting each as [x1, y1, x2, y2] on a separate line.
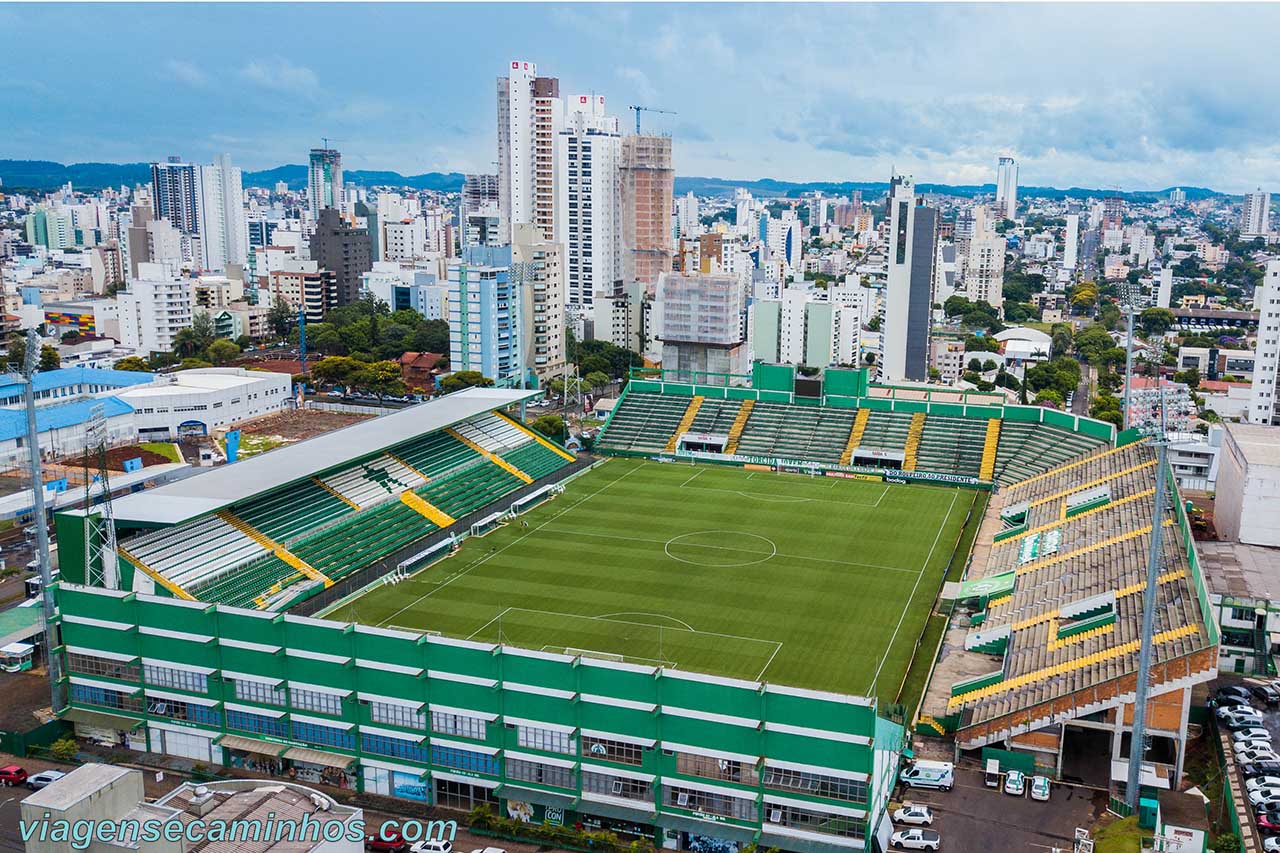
[361, 733, 429, 764]
[291, 687, 343, 717]
[292, 720, 355, 751]
[512, 722, 574, 755]
[431, 744, 499, 776]
[67, 652, 140, 683]
[226, 708, 288, 739]
[70, 683, 144, 714]
[506, 757, 574, 790]
[762, 767, 868, 805]
[765, 801, 866, 841]
[663, 785, 756, 821]
[582, 770, 652, 801]
[371, 701, 427, 730]
[675, 751, 753, 785]
[230, 679, 284, 706]
[143, 663, 208, 694]
[146, 696, 220, 727]
[431, 711, 487, 740]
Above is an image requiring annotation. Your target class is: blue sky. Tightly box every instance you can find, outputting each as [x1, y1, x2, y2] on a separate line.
[3, 3, 1279, 192]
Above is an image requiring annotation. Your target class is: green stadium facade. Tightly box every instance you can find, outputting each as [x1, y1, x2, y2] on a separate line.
[51, 387, 907, 853]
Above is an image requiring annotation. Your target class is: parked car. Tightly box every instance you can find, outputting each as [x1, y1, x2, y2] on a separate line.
[1235, 727, 1274, 742]
[1256, 812, 1280, 834]
[1214, 694, 1253, 709]
[1248, 786, 1280, 807]
[1220, 708, 1266, 728]
[1247, 776, 1280, 791]
[410, 841, 452, 853]
[1219, 685, 1255, 702]
[1264, 836, 1280, 851]
[0, 766, 28, 786]
[1031, 775, 1051, 801]
[1239, 746, 1280, 764]
[25, 770, 65, 790]
[1004, 769, 1027, 796]
[1254, 684, 1280, 706]
[892, 804, 934, 826]
[1236, 738, 1274, 754]
[365, 830, 408, 853]
[890, 829, 941, 851]
[1241, 761, 1280, 779]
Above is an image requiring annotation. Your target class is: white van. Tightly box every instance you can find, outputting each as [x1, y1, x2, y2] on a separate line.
[899, 759, 955, 791]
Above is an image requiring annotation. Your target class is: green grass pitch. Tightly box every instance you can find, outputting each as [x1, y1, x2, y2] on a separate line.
[328, 457, 978, 705]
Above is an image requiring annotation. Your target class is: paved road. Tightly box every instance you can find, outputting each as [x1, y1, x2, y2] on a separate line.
[1071, 363, 1094, 416]
[895, 767, 1101, 852]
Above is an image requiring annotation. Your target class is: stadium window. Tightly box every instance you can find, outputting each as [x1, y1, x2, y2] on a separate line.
[371, 702, 426, 730]
[430, 711, 486, 740]
[226, 709, 288, 739]
[292, 720, 355, 751]
[67, 652, 140, 683]
[430, 744, 498, 776]
[764, 801, 865, 841]
[675, 751, 754, 785]
[361, 733, 428, 764]
[581, 736, 645, 766]
[663, 786, 756, 821]
[762, 767, 867, 805]
[505, 758, 574, 789]
[290, 687, 343, 716]
[146, 696, 220, 727]
[581, 770, 651, 801]
[69, 683, 143, 714]
[143, 663, 208, 694]
[231, 679, 284, 706]
[515, 724, 575, 755]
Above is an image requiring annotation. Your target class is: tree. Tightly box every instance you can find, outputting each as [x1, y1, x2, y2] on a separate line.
[205, 339, 241, 366]
[531, 414, 564, 438]
[967, 358, 983, 372]
[982, 359, 998, 372]
[546, 378, 565, 397]
[1173, 367, 1201, 389]
[584, 371, 611, 395]
[1139, 307, 1175, 337]
[267, 295, 295, 339]
[440, 370, 494, 394]
[1035, 388, 1064, 406]
[1074, 323, 1115, 365]
[311, 356, 363, 388]
[354, 360, 406, 405]
[38, 345, 60, 372]
[420, 319, 449, 354]
[1070, 281, 1099, 312]
[1090, 393, 1124, 427]
[1097, 301, 1122, 331]
[1050, 324, 1074, 358]
[176, 358, 213, 370]
[113, 356, 151, 372]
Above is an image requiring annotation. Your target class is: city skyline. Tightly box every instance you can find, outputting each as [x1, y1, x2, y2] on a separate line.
[4, 3, 1280, 193]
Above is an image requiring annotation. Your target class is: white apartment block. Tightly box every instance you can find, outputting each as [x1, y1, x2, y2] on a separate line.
[513, 223, 567, 382]
[117, 262, 194, 355]
[995, 156, 1018, 220]
[966, 233, 1006, 308]
[1242, 190, 1272, 238]
[1063, 213, 1080, 270]
[197, 154, 248, 272]
[384, 218, 428, 261]
[1247, 261, 1280, 425]
[555, 94, 622, 334]
[677, 192, 700, 238]
[497, 60, 563, 242]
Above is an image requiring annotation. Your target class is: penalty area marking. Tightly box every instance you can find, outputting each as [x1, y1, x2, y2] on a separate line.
[664, 530, 778, 567]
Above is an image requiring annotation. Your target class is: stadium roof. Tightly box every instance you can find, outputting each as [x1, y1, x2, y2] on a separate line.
[105, 387, 536, 525]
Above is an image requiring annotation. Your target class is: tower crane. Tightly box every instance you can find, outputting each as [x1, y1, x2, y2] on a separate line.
[628, 105, 676, 134]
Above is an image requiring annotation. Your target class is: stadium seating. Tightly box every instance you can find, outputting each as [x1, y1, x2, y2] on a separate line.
[388, 431, 478, 479]
[991, 421, 1108, 485]
[913, 416, 989, 477]
[419, 459, 524, 518]
[319, 453, 426, 508]
[855, 411, 914, 454]
[125, 515, 268, 591]
[596, 393, 692, 452]
[500, 441, 570, 481]
[190, 553, 302, 610]
[235, 479, 354, 543]
[733, 401, 858, 462]
[686, 398, 742, 435]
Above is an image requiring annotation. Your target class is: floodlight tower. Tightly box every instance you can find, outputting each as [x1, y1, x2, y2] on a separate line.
[1124, 379, 1191, 810]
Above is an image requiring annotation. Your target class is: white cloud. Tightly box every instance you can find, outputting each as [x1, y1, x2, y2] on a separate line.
[617, 67, 656, 103]
[240, 59, 320, 96]
[165, 59, 209, 88]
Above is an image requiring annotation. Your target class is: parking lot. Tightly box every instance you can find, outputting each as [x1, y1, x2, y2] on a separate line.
[1217, 680, 1280, 841]
[893, 766, 1103, 850]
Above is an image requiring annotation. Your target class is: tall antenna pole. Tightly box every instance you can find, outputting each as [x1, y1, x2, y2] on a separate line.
[1126, 383, 1170, 810]
[21, 329, 63, 713]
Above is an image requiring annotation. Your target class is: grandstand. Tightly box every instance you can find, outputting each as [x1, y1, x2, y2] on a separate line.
[56, 389, 575, 611]
[919, 439, 1217, 791]
[597, 368, 1114, 485]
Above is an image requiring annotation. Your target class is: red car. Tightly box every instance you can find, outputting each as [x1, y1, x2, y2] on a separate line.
[1257, 812, 1280, 834]
[365, 829, 407, 853]
[0, 766, 28, 786]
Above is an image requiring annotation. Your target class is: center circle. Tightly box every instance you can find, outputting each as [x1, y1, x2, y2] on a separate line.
[663, 530, 778, 567]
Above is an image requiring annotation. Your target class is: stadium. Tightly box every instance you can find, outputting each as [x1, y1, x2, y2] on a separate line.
[50, 365, 1218, 853]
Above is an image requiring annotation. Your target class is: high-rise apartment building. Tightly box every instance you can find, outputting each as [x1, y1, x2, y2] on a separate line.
[676, 191, 700, 238]
[512, 223, 565, 383]
[965, 207, 1006, 309]
[118, 262, 193, 355]
[995, 156, 1018, 220]
[1169, 188, 1187, 205]
[497, 61, 563, 243]
[1242, 190, 1272, 238]
[310, 208, 372, 305]
[448, 245, 522, 383]
[197, 154, 248, 272]
[308, 148, 343, 218]
[266, 260, 338, 324]
[460, 174, 501, 249]
[620, 134, 675, 292]
[753, 286, 861, 368]
[150, 158, 200, 235]
[1101, 196, 1125, 232]
[654, 272, 749, 380]
[1063, 213, 1080, 270]
[555, 95, 622, 331]
[880, 176, 937, 383]
[1247, 261, 1280, 425]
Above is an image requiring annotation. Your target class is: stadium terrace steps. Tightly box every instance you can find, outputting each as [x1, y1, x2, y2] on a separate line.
[318, 453, 426, 509]
[595, 393, 692, 453]
[215, 510, 331, 587]
[856, 410, 914, 455]
[901, 412, 927, 471]
[687, 397, 742, 435]
[979, 419, 1001, 481]
[126, 515, 268, 590]
[991, 421, 1108, 485]
[733, 401, 858, 462]
[234, 479, 354, 544]
[913, 415, 989, 477]
[399, 490, 456, 528]
[723, 399, 754, 455]
[499, 441, 572, 481]
[492, 411, 576, 461]
[446, 427, 534, 484]
[664, 396, 705, 452]
[839, 408, 870, 465]
[453, 413, 530, 453]
[117, 547, 197, 600]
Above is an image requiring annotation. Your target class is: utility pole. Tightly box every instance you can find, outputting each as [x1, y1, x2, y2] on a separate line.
[20, 328, 63, 713]
[1123, 306, 1135, 430]
[1125, 383, 1172, 811]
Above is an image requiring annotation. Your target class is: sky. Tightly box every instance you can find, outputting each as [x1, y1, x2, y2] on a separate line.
[4, 2, 1280, 193]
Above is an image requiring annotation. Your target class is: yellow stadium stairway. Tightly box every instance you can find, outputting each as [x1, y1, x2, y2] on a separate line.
[902, 412, 926, 471]
[311, 477, 360, 510]
[979, 419, 1001, 480]
[218, 510, 332, 587]
[1015, 519, 1175, 578]
[918, 715, 947, 736]
[723, 400, 754, 455]
[493, 411, 576, 461]
[400, 490, 456, 528]
[1014, 440, 1149, 489]
[839, 409, 870, 466]
[387, 451, 432, 482]
[446, 428, 534, 484]
[665, 396, 705, 453]
[1000, 489, 1155, 545]
[1029, 460, 1158, 510]
[117, 548, 197, 600]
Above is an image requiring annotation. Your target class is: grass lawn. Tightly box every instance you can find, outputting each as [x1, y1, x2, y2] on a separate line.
[140, 442, 181, 464]
[1092, 815, 1142, 853]
[329, 458, 977, 704]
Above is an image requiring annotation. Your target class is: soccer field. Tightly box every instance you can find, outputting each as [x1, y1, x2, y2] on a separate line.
[328, 457, 978, 705]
